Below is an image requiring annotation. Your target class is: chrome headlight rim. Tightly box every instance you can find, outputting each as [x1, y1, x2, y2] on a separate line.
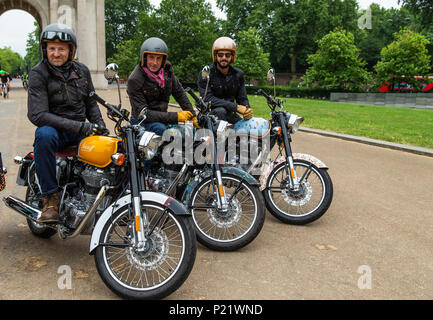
[287, 114, 304, 134]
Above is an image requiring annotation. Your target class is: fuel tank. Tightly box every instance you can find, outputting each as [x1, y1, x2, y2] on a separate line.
[233, 117, 271, 139]
[78, 136, 122, 168]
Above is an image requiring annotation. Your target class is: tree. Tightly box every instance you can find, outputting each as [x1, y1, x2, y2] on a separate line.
[105, 0, 152, 60]
[356, 4, 415, 71]
[374, 29, 431, 91]
[217, 0, 360, 73]
[135, 0, 219, 81]
[302, 29, 370, 91]
[108, 39, 140, 80]
[0, 47, 23, 76]
[234, 28, 270, 84]
[23, 21, 41, 72]
[399, 0, 433, 24]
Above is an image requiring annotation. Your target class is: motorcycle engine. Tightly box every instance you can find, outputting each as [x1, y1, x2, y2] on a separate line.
[147, 167, 179, 192]
[62, 164, 120, 233]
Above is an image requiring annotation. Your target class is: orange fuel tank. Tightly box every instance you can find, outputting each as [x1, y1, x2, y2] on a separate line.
[78, 136, 122, 168]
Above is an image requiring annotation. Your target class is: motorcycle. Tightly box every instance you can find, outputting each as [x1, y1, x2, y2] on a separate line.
[139, 77, 265, 252]
[2, 63, 196, 300]
[208, 68, 333, 225]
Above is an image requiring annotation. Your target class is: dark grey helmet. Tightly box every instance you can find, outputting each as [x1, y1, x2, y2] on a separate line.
[140, 37, 168, 68]
[40, 23, 77, 61]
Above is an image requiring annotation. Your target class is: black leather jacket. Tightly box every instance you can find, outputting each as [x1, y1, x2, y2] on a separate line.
[27, 60, 105, 134]
[197, 63, 249, 118]
[127, 61, 195, 123]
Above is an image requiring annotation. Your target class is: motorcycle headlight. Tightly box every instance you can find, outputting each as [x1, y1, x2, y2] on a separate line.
[287, 114, 304, 133]
[138, 131, 163, 160]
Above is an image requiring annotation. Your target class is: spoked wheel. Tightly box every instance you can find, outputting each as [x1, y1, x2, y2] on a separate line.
[190, 174, 265, 251]
[94, 202, 196, 300]
[263, 160, 333, 225]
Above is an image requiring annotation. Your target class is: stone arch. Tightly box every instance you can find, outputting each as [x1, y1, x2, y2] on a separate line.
[0, 0, 106, 89]
[0, 0, 48, 29]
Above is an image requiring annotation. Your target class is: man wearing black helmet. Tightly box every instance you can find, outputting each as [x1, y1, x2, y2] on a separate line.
[127, 37, 196, 136]
[198, 37, 253, 124]
[27, 23, 108, 223]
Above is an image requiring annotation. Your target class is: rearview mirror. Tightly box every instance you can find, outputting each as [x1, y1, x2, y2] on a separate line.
[201, 65, 210, 80]
[267, 68, 275, 81]
[104, 63, 119, 81]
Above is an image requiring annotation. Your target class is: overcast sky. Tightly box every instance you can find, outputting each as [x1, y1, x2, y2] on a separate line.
[0, 0, 402, 58]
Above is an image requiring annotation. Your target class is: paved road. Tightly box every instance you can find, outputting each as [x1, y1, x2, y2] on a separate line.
[0, 87, 432, 300]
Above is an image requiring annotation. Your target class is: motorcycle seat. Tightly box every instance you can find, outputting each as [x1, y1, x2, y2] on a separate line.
[56, 145, 77, 158]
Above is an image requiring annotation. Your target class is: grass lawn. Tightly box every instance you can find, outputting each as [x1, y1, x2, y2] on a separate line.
[178, 93, 433, 149]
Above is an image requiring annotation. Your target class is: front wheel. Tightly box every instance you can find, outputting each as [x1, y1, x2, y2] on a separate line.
[94, 201, 196, 300]
[263, 160, 333, 225]
[189, 174, 265, 251]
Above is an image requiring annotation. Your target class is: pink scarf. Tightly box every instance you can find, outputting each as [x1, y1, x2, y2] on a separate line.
[143, 67, 165, 88]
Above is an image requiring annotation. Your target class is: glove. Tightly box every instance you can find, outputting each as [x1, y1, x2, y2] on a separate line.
[96, 124, 110, 136]
[177, 110, 193, 122]
[237, 105, 253, 120]
[80, 122, 98, 136]
[192, 117, 201, 129]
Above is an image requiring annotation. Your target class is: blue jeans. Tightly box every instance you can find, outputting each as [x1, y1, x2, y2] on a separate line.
[130, 118, 167, 136]
[33, 126, 84, 195]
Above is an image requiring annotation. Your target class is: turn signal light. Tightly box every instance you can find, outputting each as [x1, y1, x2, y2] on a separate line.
[111, 153, 125, 166]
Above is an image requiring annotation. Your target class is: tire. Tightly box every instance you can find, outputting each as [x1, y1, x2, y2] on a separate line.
[94, 201, 196, 300]
[190, 174, 265, 251]
[25, 164, 57, 238]
[263, 160, 333, 225]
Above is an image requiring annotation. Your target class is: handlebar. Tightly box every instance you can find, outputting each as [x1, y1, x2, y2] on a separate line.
[256, 88, 278, 106]
[185, 87, 200, 104]
[89, 91, 128, 121]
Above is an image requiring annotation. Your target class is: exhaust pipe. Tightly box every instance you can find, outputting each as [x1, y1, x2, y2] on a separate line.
[3, 195, 41, 222]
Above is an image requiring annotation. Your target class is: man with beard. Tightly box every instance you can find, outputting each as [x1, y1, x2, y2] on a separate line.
[197, 37, 253, 124]
[27, 23, 108, 223]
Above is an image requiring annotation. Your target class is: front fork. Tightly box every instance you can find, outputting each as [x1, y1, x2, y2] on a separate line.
[279, 114, 300, 191]
[125, 128, 147, 250]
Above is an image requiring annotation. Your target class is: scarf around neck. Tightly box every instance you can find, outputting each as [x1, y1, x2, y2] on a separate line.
[143, 66, 165, 88]
[47, 59, 73, 80]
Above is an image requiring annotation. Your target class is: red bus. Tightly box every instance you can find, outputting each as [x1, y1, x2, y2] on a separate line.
[379, 76, 433, 92]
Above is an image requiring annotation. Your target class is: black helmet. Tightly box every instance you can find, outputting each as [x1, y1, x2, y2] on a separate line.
[40, 23, 77, 61]
[140, 37, 168, 68]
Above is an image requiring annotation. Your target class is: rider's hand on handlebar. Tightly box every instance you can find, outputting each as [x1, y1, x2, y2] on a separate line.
[80, 123, 109, 136]
[177, 111, 194, 123]
[192, 117, 201, 129]
[237, 105, 253, 120]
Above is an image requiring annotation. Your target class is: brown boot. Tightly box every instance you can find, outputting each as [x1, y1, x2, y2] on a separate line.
[39, 192, 59, 223]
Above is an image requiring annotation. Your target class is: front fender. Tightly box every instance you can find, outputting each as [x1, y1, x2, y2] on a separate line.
[259, 153, 328, 191]
[89, 191, 189, 255]
[181, 166, 260, 204]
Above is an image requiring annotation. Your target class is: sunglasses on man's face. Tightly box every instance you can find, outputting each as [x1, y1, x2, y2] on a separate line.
[217, 52, 232, 58]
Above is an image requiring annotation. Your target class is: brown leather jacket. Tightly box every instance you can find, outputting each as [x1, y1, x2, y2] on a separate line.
[127, 61, 195, 123]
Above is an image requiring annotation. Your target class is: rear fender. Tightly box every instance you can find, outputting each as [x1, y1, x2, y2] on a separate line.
[89, 191, 189, 255]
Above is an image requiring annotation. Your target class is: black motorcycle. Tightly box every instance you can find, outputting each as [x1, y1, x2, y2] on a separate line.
[140, 85, 265, 252]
